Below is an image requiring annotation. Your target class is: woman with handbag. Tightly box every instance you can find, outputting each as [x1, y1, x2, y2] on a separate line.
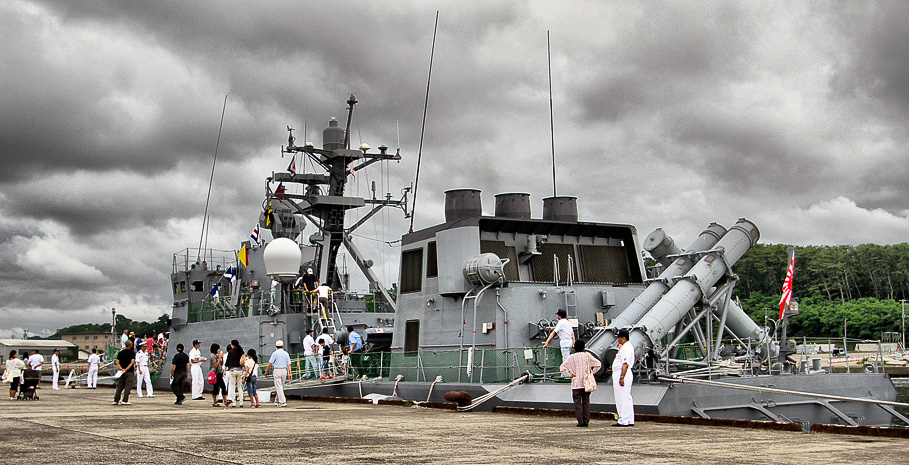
[209, 343, 228, 407]
[559, 339, 601, 427]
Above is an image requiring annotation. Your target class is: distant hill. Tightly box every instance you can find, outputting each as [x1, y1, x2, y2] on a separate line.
[52, 314, 169, 339]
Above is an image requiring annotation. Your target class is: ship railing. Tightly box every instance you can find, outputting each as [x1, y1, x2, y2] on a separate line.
[186, 297, 248, 323]
[172, 248, 237, 274]
[329, 346, 568, 384]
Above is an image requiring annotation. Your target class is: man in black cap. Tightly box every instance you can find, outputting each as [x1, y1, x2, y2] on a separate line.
[542, 309, 575, 365]
[612, 329, 635, 426]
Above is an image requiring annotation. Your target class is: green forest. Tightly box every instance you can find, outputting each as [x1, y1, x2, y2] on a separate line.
[51, 314, 170, 339]
[732, 243, 909, 340]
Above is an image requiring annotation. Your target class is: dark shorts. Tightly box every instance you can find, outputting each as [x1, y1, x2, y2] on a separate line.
[10, 377, 20, 391]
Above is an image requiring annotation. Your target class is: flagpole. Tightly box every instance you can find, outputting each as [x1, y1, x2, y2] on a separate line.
[779, 246, 795, 363]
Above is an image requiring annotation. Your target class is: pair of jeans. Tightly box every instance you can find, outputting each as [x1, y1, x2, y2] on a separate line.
[245, 375, 257, 397]
[304, 355, 320, 378]
[114, 371, 135, 403]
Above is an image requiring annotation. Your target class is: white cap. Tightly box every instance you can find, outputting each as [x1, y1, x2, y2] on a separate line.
[275, 340, 284, 347]
[307, 268, 313, 273]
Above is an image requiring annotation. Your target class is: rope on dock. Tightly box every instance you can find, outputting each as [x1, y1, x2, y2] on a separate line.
[457, 372, 533, 412]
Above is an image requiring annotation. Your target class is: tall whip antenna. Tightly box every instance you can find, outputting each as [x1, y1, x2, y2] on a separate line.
[409, 11, 439, 233]
[548, 31, 557, 197]
[197, 95, 228, 262]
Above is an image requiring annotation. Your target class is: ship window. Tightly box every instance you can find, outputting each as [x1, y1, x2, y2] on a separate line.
[426, 242, 438, 278]
[579, 244, 633, 284]
[480, 240, 519, 282]
[400, 248, 423, 293]
[405, 319, 420, 353]
[191, 281, 203, 292]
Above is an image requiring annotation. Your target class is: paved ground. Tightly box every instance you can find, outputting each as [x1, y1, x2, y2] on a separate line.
[2, 386, 907, 464]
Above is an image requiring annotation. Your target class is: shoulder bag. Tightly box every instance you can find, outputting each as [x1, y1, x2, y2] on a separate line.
[583, 354, 597, 393]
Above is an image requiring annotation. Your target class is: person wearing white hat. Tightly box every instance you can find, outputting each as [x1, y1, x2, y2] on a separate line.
[135, 341, 153, 398]
[265, 340, 291, 407]
[188, 340, 207, 400]
[86, 348, 100, 389]
[51, 349, 61, 390]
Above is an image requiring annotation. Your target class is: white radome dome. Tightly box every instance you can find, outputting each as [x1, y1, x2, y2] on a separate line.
[263, 237, 302, 280]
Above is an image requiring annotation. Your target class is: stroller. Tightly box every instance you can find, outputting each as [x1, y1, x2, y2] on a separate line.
[17, 369, 40, 400]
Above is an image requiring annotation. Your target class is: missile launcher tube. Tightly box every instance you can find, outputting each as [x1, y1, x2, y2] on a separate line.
[585, 223, 726, 366]
[629, 219, 760, 356]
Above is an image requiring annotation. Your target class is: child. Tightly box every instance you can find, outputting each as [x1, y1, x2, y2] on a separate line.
[319, 339, 333, 379]
[243, 349, 260, 408]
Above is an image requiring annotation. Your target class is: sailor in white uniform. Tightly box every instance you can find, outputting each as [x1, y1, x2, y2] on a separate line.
[611, 329, 635, 427]
[51, 349, 61, 390]
[542, 309, 575, 364]
[135, 341, 154, 397]
[86, 349, 100, 389]
[188, 340, 206, 400]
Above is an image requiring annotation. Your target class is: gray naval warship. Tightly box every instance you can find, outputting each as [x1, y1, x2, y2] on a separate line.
[168, 95, 903, 429]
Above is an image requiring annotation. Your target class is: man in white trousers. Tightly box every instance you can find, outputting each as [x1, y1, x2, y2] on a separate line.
[86, 348, 100, 389]
[611, 329, 635, 427]
[265, 340, 290, 407]
[51, 349, 61, 390]
[188, 339, 206, 400]
[135, 341, 154, 398]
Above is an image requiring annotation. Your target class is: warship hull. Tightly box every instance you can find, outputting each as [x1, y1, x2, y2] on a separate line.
[288, 372, 898, 429]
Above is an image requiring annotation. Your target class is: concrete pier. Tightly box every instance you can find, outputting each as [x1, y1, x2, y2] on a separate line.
[2, 387, 907, 464]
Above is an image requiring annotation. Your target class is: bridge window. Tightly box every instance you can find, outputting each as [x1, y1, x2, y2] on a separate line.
[400, 248, 423, 293]
[426, 242, 438, 278]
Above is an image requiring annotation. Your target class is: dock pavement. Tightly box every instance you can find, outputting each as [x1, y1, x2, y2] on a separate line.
[2, 386, 907, 464]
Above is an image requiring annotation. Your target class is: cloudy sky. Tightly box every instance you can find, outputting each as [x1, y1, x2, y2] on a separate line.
[2, 1, 908, 336]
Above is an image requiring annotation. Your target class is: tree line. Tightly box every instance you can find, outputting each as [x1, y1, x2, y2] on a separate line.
[732, 243, 909, 340]
[51, 314, 170, 339]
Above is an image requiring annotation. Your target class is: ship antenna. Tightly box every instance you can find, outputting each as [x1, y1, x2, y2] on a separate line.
[548, 31, 557, 197]
[196, 94, 228, 262]
[409, 10, 439, 233]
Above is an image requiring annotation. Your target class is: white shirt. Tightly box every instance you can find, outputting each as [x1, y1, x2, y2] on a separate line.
[136, 350, 149, 368]
[612, 341, 635, 374]
[28, 353, 44, 370]
[51, 354, 60, 370]
[316, 285, 331, 299]
[88, 354, 100, 369]
[303, 335, 317, 356]
[554, 319, 574, 347]
[317, 334, 333, 346]
[157, 332, 165, 342]
[189, 347, 204, 369]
